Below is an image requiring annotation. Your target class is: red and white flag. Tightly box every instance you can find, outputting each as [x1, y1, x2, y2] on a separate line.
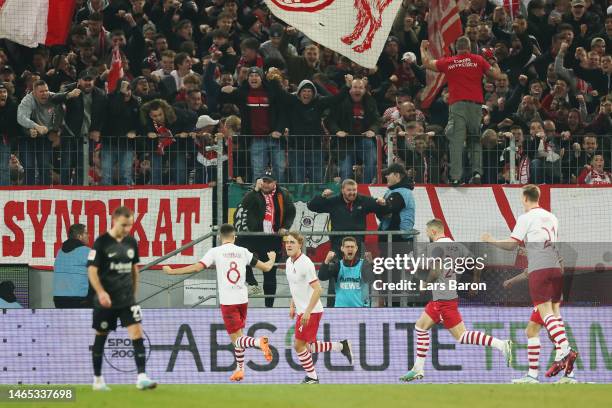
[420, 0, 463, 108]
[265, 0, 403, 68]
[106, 47, 124, 94]
[0, 0, 75, 48]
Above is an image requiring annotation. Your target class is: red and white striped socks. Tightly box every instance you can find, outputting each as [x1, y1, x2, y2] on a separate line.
[543, 314, 570, 356]
[297, 348, 318, 379]
[234, 336, 261, 349]
[234, 347, 245, 371]
[413, 327, 430, 371]
[459, 331, 505, 351]
[309, 341, 343, 353]
[527, 337, 540, 378]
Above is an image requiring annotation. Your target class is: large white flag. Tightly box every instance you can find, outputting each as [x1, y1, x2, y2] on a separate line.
[0, 0, 76, 48]
[265, 0, 404, 69]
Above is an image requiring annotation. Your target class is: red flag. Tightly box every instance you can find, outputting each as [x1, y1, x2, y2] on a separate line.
[106, 47, 124, 94]
[420, 0, 462, 109]
[0, 0, 76, 47]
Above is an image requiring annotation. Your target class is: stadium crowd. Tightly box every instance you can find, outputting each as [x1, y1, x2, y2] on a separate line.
[1, 0, 612, 186]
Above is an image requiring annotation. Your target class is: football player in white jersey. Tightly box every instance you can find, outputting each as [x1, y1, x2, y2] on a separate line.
[400, 219, 512, 382]
[163, 224, 276, 382]
[283, 231, 353, 384]
[482, 185, 578, 378]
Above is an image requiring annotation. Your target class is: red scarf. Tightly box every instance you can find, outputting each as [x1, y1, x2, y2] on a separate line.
[263, 188, 276, 233]
[154, 122, 175, 156]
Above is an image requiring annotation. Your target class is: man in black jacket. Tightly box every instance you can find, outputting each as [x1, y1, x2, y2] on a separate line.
[238, 171, 296, 307]
[0, 83, 17, 186]
[220, 67, 286, 182]
[268, 69, 352, 183]
[307, 178, 385, 306]
[140, 98, 197, 185]
[63, 68, 108, 185]
[325, 79, 381, 183]
[102, 80, 141, 185]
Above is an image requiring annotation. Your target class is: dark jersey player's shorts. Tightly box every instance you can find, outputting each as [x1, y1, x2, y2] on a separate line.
[528, 268, 563, 306]
[424, 299, 463, 329]
[220, 303, 248, 334]
[92, 305, 142, 332]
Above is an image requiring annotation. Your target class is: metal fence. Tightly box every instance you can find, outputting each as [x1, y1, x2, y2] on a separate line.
[4, 131, 612, 187]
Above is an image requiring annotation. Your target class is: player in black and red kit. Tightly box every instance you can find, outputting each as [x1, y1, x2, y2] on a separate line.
[87, 206, 157, 391]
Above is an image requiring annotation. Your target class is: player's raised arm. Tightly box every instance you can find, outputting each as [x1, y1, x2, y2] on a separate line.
[255, 251, 277, 272]
[481, 233, 520, 251]
[88, 265, 111, 308]
[503, 270, 528, 289]
[163, 262, 205, 275]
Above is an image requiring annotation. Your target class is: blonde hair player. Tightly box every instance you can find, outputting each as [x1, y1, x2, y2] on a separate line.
[283, 231, 353, 384]
[163, 224, 276, 382]
[400, 219, 513, 382]
[482, 184, 578, 380]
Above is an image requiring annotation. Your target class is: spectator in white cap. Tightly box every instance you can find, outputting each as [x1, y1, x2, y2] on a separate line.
[194, 114, 227, 184]
[392, 51, 425, 88]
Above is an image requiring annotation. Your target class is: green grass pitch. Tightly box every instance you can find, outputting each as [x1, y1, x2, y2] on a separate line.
[8, 384, 612, 408]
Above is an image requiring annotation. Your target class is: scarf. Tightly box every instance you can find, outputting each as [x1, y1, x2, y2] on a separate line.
[154, 122, 175, 156]
[262, 188, 276, 233]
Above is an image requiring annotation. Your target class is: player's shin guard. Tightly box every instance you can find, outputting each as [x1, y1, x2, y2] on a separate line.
[414, 327, 430, 371]
[234, 336, 260, 349]
[92, 334, 108, 376]
[235, 347, 245, 370]
[297, 348, 318, 380]
[543, 314, 570, 356]
[528, 337, 541, 378]
[459, 331, 505, 351]
[132, 338, 146, 374]
[308, 341, 343, 353]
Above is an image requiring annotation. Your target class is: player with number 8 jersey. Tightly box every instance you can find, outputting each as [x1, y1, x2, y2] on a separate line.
[163, 224, 277, 382]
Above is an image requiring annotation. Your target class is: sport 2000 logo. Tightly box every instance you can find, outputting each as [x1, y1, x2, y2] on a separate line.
[103, 330, 152, 372]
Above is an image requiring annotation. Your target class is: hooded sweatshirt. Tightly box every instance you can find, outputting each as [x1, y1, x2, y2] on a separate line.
[285, 80, 325, 149]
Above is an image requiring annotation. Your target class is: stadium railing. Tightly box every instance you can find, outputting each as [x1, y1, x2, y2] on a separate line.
[7, 132, 612, 187]
[136, 229, 420, 309]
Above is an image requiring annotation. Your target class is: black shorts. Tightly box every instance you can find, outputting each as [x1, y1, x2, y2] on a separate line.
[92, 305, 143, 332]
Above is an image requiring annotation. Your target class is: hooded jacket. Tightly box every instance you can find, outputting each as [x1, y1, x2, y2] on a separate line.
[274, 79, 348, 149]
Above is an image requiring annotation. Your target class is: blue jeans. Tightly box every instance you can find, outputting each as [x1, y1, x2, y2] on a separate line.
[531, 159, 562, 184]
[19, 136, 52, 185]
[0, 142, 10, 186]
[101, 138, 134, 185]
[289, 149, 325, 183]
[250, 137, 286, 182]
[339, 137, 377, 183]
[60, 138, 86, 185]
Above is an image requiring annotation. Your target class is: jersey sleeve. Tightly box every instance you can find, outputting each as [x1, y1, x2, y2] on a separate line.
[305, 259, 319, 285]
[199, 249, 215, 268]
[510, 214, 529, 243]
[477, 54, 492, 74]
[87, 238, 103, 268]
[132, 238, 140, 264]
[435, 57, 449, 73]
[245, 247, 259, 267]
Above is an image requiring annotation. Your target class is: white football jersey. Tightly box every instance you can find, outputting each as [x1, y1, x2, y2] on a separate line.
[427, 237, 472, 301]
[199, 243, 255, 305]
[511, 207, 560, 273]
[286, 253, 324, 315]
